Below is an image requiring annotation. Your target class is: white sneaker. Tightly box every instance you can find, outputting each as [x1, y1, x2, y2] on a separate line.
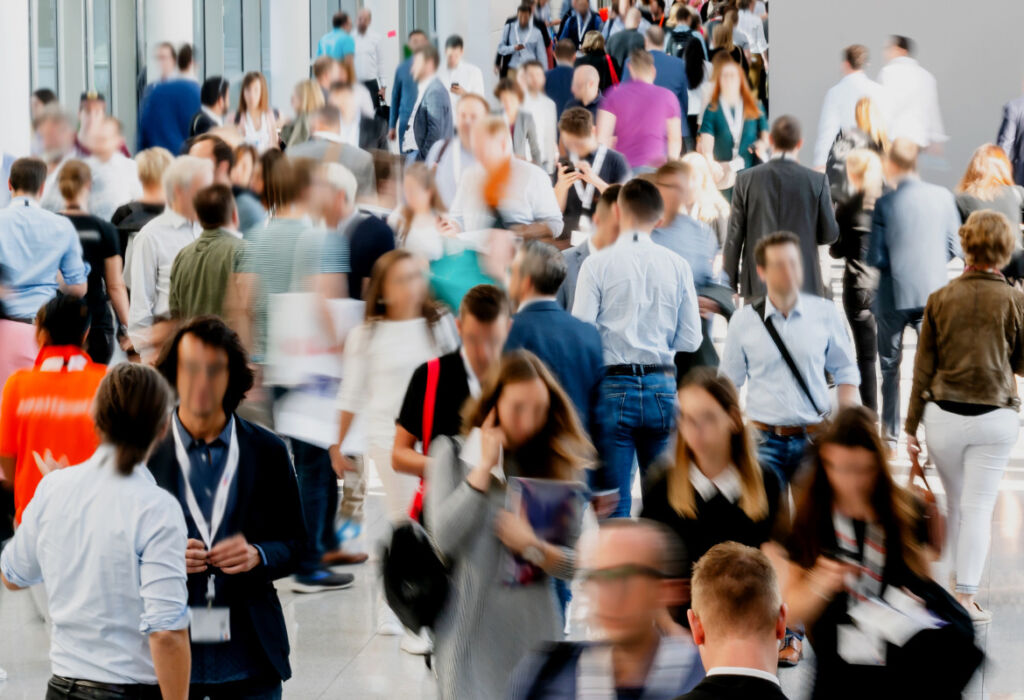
[377, 605, 404, 636]
[400, 629, 433, 655]
[967, 601, 993, 625]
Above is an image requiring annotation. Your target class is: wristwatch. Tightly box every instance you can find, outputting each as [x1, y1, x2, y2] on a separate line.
[522, 543, 545, 566]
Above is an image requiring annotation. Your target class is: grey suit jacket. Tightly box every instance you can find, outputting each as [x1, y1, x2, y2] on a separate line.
[412, 78, 454, 161]
[511, 110, 543, 166]
[998, 95, 1024, 186]
[868, 177, 962, 313]
[286, 137, 377, 200]
[556, 243, 591, 310]
[724, 158, 839, 299]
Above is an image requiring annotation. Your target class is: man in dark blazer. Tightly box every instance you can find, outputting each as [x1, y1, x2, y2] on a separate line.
[389, 30, 429, 146]
[507, 241, 604, 440]
[189, 75, 229, 138]
[868, 138, 962, 446]
[724, 115, 839, 301]
[287, 105, 377, 201]
[681, 543, 789, 700]
[997, 83, 1024, 186]
[149, 316, 316, 698]
[406, 44, 454, 161]
[557, 184, 621, 310]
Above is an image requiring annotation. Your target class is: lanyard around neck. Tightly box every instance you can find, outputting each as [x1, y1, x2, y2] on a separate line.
[572, 146, 608, 211]
[171, 417, 240, 551]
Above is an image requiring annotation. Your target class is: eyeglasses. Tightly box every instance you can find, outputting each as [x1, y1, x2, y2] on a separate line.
[579, 564, 669, 585]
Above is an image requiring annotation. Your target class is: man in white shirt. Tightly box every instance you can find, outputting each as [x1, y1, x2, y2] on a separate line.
[737, 0, 768, 61]
[437, 35, 486, 115]
[813, 44, 884, 168]
[127, 156, 212, 360]
[520, 61, 560, 174]
[450, 115, 563, 239]
[683, 542, 788, 700]
[878, 35, 947, 149]
[499, 4, 548, 73]
[426, 93, 488, 208]
[353, 9, 385, 110]
[573, 178, 702, 516]
[86, 117, 142, 221]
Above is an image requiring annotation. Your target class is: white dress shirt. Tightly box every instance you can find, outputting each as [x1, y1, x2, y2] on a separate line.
[689, 463, 743, 503]
[720, 293, 860, 426]
[437, 60, 486, 114]
[353, 28, 383, 84]
[339, 114, 361, 148]
[878, 56, 947, 148]
[127, 208, 200, 356]
[201, 105, 224, 127]
[449, 157, 564, 237]
[0, 445, 189, 685]
[812, 70, 885, 166]
[426, 137, 478, 209]
[522, 92, 559, 173]
[737, 10, 768, 54]
[86, 153, 143, 221]
[572, 230, 702, 366]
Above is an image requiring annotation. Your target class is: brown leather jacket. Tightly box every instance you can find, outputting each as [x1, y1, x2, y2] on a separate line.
[905, 270, 1024, 434]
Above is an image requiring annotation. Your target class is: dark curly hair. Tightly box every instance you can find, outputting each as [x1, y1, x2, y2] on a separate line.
[154, 315, 255, 415]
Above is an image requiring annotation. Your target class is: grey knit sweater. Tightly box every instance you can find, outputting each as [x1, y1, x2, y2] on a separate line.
[425, 436, 580, 700]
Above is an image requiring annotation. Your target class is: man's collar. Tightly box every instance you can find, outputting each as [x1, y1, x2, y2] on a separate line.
[10, 195, 39, 208]
[201, 105, 224, 126]
[160, 207, 192, 229]
[174, 409, 234, 449]
[613, 230, 653, 247]
[459, 347, 482, 399]
[765, 293, 803, 320]
[706, 667, 780, 686]
[689, 463, 743, 503]
[313, 130, 344, 144]
[517, 296, 558, 312]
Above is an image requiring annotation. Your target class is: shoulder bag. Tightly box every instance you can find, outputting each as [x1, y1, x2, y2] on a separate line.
[751, 298, 825, 418]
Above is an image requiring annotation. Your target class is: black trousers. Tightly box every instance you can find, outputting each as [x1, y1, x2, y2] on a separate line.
[842, 281, 878, 413]
[363, 79, 382, 111]
[46, 677, 160, 700]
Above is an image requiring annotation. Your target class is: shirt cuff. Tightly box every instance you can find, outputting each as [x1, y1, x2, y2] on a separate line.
[0, 557, 39, 590]
[831, 366, 862, 387]
[140, 605, 191, 634]
[253, 544, 268, 567]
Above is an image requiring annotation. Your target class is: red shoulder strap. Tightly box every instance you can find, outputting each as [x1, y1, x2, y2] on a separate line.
[421, 358, 441, 456]
[605, 54, 619, 85]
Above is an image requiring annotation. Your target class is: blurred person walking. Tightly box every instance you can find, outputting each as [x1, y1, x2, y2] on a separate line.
[878, 36, 946, 150]
[954, 143, 1024, 228]
[112, 147, 173, 260]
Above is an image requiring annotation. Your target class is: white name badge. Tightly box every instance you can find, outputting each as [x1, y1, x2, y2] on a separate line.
[729, 157, 746, 173]
[190, 607, 231, 643]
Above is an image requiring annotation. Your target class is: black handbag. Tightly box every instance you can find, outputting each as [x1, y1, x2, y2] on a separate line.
[380, 518, 450, 633]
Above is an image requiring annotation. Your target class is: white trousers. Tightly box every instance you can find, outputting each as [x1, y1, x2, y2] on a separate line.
[368, 445, 420, 522]
[924, 403, 1018, 594]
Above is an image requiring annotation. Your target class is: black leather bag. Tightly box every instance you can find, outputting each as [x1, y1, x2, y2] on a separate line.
[380, 518, 450, 633]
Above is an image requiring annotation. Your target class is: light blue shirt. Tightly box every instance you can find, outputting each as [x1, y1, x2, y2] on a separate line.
[721, 293, 860, 425]
[316, 28, 356, 61]
[572, 230, 702, 365]
[1, 445, 190, 685]
[651, 214, 720, 289]
[0, 196, 89, 319]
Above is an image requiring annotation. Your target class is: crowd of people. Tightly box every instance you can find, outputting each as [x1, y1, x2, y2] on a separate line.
[2, 0, 1024, 698]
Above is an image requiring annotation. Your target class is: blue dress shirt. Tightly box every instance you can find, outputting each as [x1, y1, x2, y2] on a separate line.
[572, 230, 702, 366]
[720, 293, 860, 426]
[0, 196, 89, 319]
[0, 445, 189, 685]
[652, 214, 719, 288]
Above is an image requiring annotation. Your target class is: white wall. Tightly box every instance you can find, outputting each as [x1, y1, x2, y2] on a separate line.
[362, 0, 402, 93]
[144, 0, 193, 83]
[435, 0, 511, 104]
[268, 1, 312, 120]
[771, 0, 1024, 187]
[1, 2, 32, 158]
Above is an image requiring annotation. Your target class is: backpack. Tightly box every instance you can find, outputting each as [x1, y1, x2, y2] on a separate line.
[667, 27, 696, 60]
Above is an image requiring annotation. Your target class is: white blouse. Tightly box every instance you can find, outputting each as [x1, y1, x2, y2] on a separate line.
[240, 110, 278, 153]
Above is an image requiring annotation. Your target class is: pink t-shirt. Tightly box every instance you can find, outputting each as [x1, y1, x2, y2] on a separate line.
[601, 81, 681, 169]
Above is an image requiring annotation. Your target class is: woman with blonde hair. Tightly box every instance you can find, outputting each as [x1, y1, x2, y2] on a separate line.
[387, 162, 455, 262]
[234, 72, 279, 152]
[280, 79, 325, 148]
[826, 95, 888, 204]
[641, 368, 783, 608]
[906, 210, 1024, 623]
[426, 349, 594, 699]
[681, 152, 731, 245]
[574, 30, 619, 92]
[955, 143, 1024, 228]
[829, 148, 885, 411]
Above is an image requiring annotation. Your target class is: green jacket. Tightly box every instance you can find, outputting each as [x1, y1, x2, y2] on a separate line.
[168, 228, 245, 321]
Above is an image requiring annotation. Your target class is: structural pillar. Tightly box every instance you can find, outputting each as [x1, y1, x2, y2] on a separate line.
[144, 0, 193, 84]
[268, 0, 311, 120]
[1, 1, 32, 157]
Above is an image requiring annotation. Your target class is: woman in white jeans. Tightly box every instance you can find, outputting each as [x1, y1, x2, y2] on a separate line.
[905, 210, 1024, 624]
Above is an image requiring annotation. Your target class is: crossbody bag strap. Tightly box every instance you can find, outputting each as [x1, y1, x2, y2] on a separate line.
[422, 357, 441, 456]
[752, 298, 825, 417]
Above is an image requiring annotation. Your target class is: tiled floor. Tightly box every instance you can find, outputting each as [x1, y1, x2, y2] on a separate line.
[1, 263, 1023, 699]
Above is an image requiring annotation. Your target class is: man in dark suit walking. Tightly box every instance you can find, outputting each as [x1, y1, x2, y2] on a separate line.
[997, 78, 1024, 186]
[507, 240, 605, 441]
[681, 542, 789, 700]
[724, 115, 839, 301]
[403, 44, 454, 161]
[149, 317, 318, 698]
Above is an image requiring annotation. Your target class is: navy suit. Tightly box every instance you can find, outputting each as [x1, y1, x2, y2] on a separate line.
[390, 58, 417, 146]
[147, 415, 305, 684]
[624, 50, 689, 138]
[505, 299, 604, 440]
[411, 78, 454, 161]
[997, 95, 1024, 186]
[138, 78, 202, 154]
[868, 177, 962, 442]
[545, 65, 574, 116]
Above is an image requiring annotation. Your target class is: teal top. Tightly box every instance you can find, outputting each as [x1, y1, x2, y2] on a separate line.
[699, 102, 768, 169]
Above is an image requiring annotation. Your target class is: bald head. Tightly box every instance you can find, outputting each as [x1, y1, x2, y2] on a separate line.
[572, 65, 600, 104]
[624, 7, 642, 29]
[357, 8, 371, 31]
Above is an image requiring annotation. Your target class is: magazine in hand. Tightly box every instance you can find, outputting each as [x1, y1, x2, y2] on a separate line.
[503, 477, 587, 587]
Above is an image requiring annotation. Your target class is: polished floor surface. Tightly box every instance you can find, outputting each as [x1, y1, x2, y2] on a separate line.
[1, 263, 1023, 698]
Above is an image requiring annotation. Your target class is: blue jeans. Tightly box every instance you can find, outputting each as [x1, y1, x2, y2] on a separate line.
[756, 430, 811, 486]
[876, 307, 923, 444]
[597, 372, 677, 517]
[291, 438, 338, 576]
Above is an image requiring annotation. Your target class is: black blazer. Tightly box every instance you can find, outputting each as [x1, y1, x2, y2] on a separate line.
[188, 109, 218, 138]
[678, 674, 789, 700]
[359, 116, 388, 151]
[724, 159, 839, 300]
[147, 415, 306, 681]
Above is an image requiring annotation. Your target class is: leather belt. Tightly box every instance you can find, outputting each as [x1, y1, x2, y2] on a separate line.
[752, 421, 824, 437]
[49, 675, 160, 699]
[606, 364, 675, 377]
